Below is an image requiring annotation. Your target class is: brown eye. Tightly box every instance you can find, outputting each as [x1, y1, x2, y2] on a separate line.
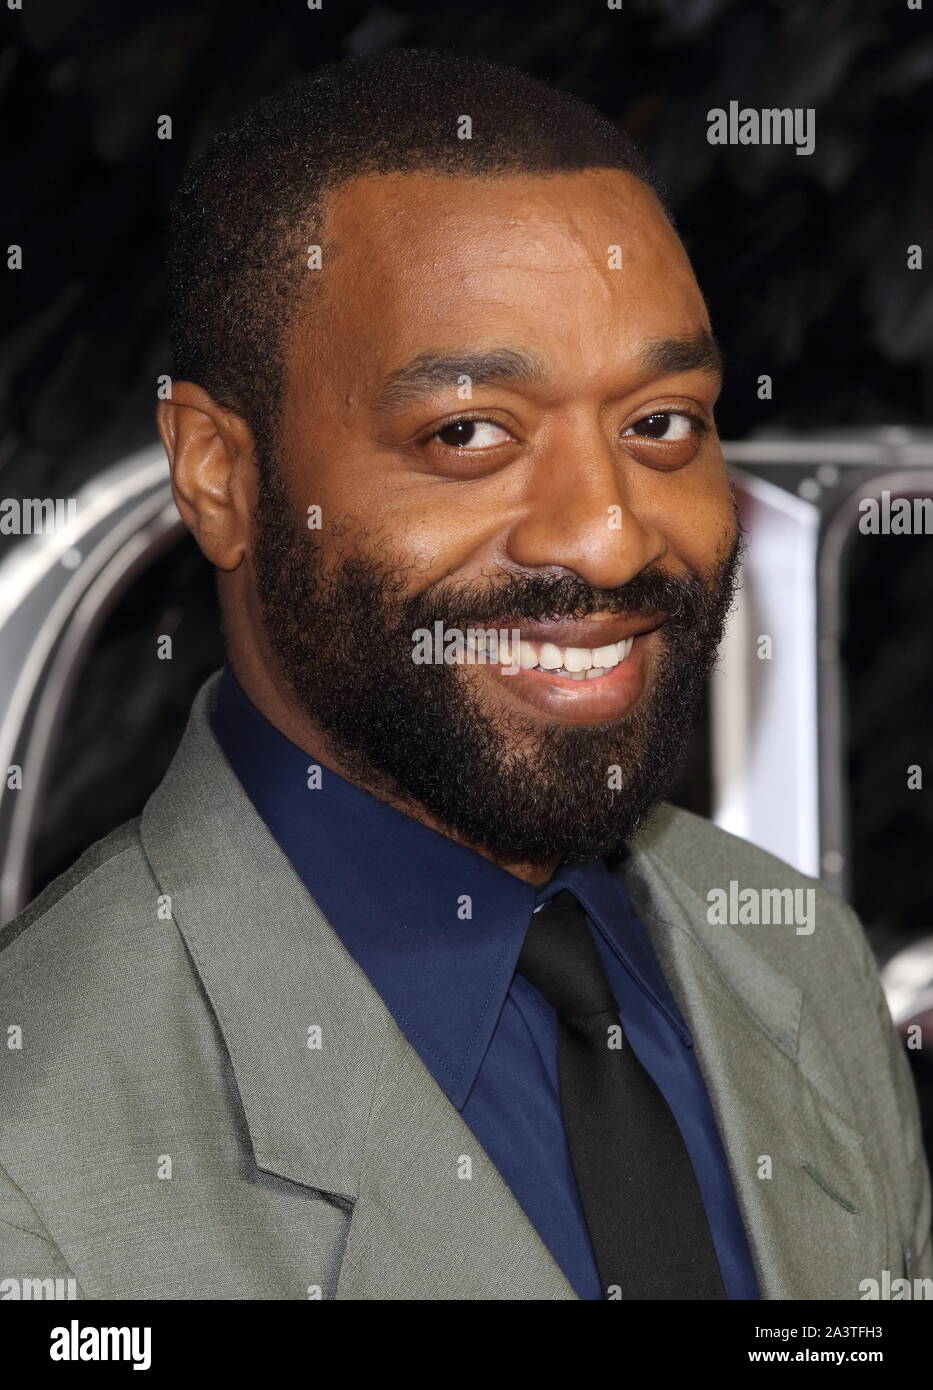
[625, 411, 697, 442]
[433, 418, 512, 450]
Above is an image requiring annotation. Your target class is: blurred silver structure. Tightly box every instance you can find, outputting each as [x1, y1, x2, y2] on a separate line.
[712, 467, 820, 877]
[716, 429, 933, 903]
[0, 446, 182, 925]
[881, 937, 933, 1033]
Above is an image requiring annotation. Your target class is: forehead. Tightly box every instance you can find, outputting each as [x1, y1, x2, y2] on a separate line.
[289, 168, 709, 397]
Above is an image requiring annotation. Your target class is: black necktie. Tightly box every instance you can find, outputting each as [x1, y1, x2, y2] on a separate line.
[518, 889, 726, 1300]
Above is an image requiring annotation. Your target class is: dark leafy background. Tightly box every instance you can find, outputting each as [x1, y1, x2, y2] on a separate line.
[2, 0, 932, 492]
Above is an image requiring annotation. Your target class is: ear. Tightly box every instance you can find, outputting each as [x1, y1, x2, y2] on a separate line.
[156, 383, 257, 571]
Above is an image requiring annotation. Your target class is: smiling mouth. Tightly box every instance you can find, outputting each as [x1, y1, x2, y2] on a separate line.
[465, 631, 635, 680]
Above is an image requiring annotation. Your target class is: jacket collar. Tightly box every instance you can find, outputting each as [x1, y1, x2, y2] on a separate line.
[141, 672, 390, 1201]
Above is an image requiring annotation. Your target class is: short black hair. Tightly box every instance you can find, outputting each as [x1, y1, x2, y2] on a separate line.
[167, 47, 661, 468]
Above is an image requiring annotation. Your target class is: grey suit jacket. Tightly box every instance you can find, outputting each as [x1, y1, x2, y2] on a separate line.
[1, 673, 930, 1300]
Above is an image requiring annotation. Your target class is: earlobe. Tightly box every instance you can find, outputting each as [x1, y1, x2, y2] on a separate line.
[156, 384, 255, 572]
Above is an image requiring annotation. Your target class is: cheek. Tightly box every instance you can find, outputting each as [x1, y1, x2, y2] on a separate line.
[635, 462, 736, 568]
[378, 507, 496, 592]
[277, 392, 482, 596]
[310, 458, 506, 588]
[297, 468, 486, 594]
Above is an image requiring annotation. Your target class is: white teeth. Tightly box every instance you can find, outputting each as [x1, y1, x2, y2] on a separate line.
[534, 637, 636, 671]
[592, 643, 621, 669]
[562, 646, 593, 672]
[533, 634, 636, 678]
[463, 629, 638, 676]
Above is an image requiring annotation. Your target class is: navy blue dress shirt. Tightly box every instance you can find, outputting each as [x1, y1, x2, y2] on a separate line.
[211, 665, 759, 1300]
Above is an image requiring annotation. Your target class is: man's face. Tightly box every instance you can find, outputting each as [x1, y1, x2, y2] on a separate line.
[250, 168, 741, 868]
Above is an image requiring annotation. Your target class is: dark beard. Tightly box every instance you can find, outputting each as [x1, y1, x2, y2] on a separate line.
[252, 469, 743, 867]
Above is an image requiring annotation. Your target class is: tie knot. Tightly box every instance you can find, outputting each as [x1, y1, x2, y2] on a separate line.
[517, 890, 618, 1023]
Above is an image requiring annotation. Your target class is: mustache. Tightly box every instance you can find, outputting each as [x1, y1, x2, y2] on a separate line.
[399, 560, 732, 633]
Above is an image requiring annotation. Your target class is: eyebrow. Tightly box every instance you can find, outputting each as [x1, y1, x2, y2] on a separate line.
[640, 329, 723, 380]
[371, 328, 723, 413]
[372, 347, 548, 413]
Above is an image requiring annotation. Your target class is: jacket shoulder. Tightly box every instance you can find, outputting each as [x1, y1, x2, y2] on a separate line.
[0, 818, 143, 957]
[627, 802, 884, 1053]
[635, 801, 830, 896]
[0, 817, 188, 1074]
[0, 817, 155, 972]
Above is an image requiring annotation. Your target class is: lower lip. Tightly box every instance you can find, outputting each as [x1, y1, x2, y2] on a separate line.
[482, 633, 652, 724]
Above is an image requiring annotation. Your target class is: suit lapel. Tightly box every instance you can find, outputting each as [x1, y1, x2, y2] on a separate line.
[335, 1023, 576, 1299]
[620, 836, 892, 1299]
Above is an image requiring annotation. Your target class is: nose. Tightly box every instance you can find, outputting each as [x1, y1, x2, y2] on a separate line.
[505, 423, 666, 590]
